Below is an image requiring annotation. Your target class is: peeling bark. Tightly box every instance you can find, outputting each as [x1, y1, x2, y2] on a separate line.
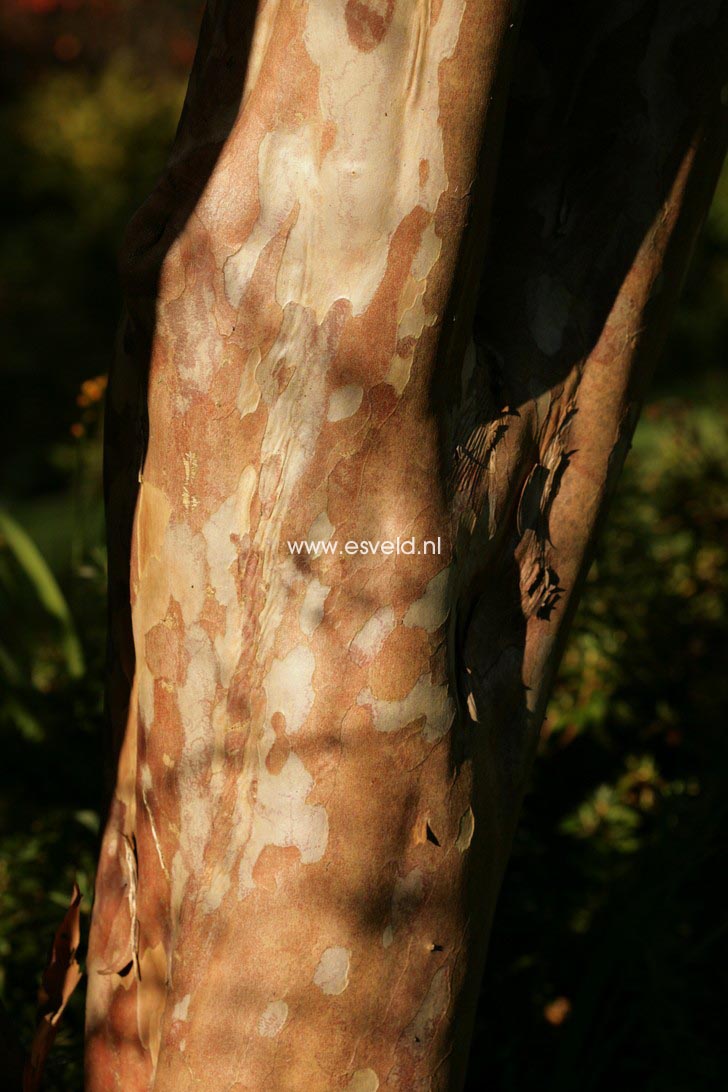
[86, 1, 727, 1089]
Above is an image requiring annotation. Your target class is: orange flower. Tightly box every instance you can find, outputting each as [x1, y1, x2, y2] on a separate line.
[544, 996, 572, 1026]
[82, 375, 107, 401]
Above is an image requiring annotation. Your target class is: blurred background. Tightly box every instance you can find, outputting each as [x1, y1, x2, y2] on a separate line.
[0, 3, 726, 1089]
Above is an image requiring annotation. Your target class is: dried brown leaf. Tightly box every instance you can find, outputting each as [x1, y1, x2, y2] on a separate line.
[23, 884, 84, 1092]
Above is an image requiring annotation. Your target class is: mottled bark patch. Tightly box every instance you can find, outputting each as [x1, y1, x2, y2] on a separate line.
[345, 0, 395, 52]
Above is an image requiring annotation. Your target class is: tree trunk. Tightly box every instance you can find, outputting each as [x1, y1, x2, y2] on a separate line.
[86, 1, 727, 1089]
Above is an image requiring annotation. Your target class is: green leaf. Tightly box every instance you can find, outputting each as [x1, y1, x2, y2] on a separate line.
[0, 508, 84, 678]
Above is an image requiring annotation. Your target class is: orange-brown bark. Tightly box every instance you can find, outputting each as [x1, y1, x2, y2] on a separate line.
[86, 1, 727, 1089]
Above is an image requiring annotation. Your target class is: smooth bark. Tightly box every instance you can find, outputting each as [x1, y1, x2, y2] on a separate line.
[86, 1, 727, 1089]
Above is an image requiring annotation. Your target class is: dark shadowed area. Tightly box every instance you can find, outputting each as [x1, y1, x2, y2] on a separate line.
[0, 2, 726, 1089]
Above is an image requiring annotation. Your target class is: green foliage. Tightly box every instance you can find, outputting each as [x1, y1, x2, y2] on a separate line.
[0, 507, 85, 692]
[470, 393, 728, 1092]
[0, 53, 184, 500]
[0, 13, 190, 1086]
[0, 494, 104, 1089]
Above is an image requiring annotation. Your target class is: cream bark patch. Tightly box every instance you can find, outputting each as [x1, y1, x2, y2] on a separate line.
[238, 741, 329, 896]
[137, 942, 168, 1067]
[385, 353, 413, 395]
[328, 384, 364, 421]
[345, 1069, 380, 1092]
[455, 807, 475, 852]
[236, 345, 262, 417]
[357, 673, 455, 740]
[403, 566, 450, 631]
[308, 509, 335, 542]
[222, 0, 466, 326]
[350, 606, 396, 666]
[299, 578, 330, 636]
[202, 465, 257, 687]
[407, 965, 450, 1051]
[265, 645, 316, 733]
[258, 1000, 289, 1037]
[313, 947, 351, 996]
[171, 994, 190, 1023]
